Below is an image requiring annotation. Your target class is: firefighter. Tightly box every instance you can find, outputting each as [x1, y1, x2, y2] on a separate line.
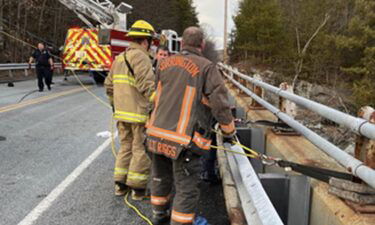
[104, 20, 156, 200]
[28, 43, 54, 92]
[146, 26, 236, 225]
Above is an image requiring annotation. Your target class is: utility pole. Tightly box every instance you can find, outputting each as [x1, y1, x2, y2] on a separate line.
[223, 0, 228, 63]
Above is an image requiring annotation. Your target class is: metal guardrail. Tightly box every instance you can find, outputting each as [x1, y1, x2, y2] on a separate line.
[0, 63, 62, 71]
[219, 63, 375, 140]
[218, 63, 375, 189]
[223, 142, 283, 225]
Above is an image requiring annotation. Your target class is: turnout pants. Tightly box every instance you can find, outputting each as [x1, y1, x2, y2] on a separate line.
[36, 66, 52, 91]
[151, 151, 201, 225]
[114, 121, 151, 189]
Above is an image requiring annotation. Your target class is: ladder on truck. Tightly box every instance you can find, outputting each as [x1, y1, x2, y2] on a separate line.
[58, 0, 132, 31]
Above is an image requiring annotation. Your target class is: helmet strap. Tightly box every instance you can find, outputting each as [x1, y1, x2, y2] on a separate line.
[147, 37, 152, 51]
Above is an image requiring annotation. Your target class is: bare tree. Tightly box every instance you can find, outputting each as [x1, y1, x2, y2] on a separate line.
[38, 0, 47, 34]
[292, 13, 330, 87]
[0, 0, 4, 50]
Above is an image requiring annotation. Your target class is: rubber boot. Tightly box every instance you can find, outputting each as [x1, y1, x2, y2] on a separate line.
[131, 189, 148, 201]
[115, 182, 129, 196]
[151, 212, 170, 225]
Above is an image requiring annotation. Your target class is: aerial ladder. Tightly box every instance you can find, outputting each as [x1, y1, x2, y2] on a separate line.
[58, 0, 132, 31]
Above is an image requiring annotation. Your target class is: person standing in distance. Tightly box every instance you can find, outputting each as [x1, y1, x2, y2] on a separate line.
[29, 43, 54, 92]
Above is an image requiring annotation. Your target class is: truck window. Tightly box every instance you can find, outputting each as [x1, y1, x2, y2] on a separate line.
[99, 29, 111, 45]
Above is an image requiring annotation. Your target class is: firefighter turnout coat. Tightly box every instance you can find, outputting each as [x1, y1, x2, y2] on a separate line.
[105, 42, 155, 123]
[105, 42, 154, 189]
[146, 47, 235, 159]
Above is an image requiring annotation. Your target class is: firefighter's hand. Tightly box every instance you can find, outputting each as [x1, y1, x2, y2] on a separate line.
[214, 123, 236, 144]
[222, 131, 236, 144]
[28, 63, 32, 70]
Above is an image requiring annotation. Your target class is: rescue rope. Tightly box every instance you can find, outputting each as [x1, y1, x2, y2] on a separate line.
[124, 192, 153, 225]
[0, 30, 153, 225]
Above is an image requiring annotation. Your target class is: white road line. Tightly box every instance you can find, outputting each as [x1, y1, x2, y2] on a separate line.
[17, 135, 117, 225]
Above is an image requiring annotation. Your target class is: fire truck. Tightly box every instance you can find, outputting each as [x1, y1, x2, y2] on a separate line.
[58, 0, 181, 84]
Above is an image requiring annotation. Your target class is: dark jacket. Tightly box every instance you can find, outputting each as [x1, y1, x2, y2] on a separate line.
[146, 46, 234, 159]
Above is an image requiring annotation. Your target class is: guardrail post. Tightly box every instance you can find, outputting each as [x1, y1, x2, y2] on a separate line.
[8, 69, 13, 80]
[7, 69, 14, 87]
[279, 82, 297, 119]
[355, 106, 375, 169]
[249, 74, 264, 110]
[272, 82, 299, 135]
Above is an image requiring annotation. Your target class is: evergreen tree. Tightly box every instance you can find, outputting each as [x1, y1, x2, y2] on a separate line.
[174, 0, 199, 34]
[231, 0, 286, 62]
[119, 0, 198, 35]
[335, 0, 375, 107]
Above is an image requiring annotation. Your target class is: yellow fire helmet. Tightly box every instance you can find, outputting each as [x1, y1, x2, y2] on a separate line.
[127, 20, 155, 38]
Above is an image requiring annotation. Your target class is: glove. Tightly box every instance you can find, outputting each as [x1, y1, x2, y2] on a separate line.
[28, 63, 31, 70]
[222, 131, 236, 144]
[214, 123, 236, 144]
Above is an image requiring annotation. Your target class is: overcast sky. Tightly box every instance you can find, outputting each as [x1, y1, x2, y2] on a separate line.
[193, 0, 240, 50]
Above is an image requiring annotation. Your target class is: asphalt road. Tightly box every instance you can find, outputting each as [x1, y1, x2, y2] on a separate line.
[0, 75, 228, 225]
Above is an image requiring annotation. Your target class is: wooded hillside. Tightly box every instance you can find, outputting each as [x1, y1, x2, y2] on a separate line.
[230, 0, 374, 108]
[0, 0, 198, 63]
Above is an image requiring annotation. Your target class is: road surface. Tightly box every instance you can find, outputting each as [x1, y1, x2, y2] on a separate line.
[0, 75, 228, 225]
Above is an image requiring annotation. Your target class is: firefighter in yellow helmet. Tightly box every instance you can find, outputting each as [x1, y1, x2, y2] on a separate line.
[105, 20, 156, 200]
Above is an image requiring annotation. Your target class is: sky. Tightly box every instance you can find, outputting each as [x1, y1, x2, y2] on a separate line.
[193, 0, 240, 50]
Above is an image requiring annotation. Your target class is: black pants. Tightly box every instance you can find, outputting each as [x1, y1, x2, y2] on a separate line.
[151, 151, 201, 225]
[202, 133, 217, 179]
[36, 66, 52, 91]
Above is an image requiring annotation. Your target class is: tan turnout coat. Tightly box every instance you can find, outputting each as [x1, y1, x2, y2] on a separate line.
[105, 43, 155, 123]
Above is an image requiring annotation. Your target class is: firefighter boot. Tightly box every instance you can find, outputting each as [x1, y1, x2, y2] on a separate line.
[115, 182, 129, 196]
[131, 189, 148, 201]
[151, 211, 170, 225]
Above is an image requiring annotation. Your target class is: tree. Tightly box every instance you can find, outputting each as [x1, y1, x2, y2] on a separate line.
[118, 0, 198, 35]
[335, 0, 375, 107]
[231, 0, 287, 62]
[174, 0, 199, 34]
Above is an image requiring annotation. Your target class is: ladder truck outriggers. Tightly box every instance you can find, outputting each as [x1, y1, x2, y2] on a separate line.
[58, 0, 181, 83]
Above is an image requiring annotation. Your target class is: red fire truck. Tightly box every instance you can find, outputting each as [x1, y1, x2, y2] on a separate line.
[59, 0, 181, 83]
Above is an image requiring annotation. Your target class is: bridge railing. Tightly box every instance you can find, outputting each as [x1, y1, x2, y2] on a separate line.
[0, 63, 63, 81]
[218, 63, 375, 189]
